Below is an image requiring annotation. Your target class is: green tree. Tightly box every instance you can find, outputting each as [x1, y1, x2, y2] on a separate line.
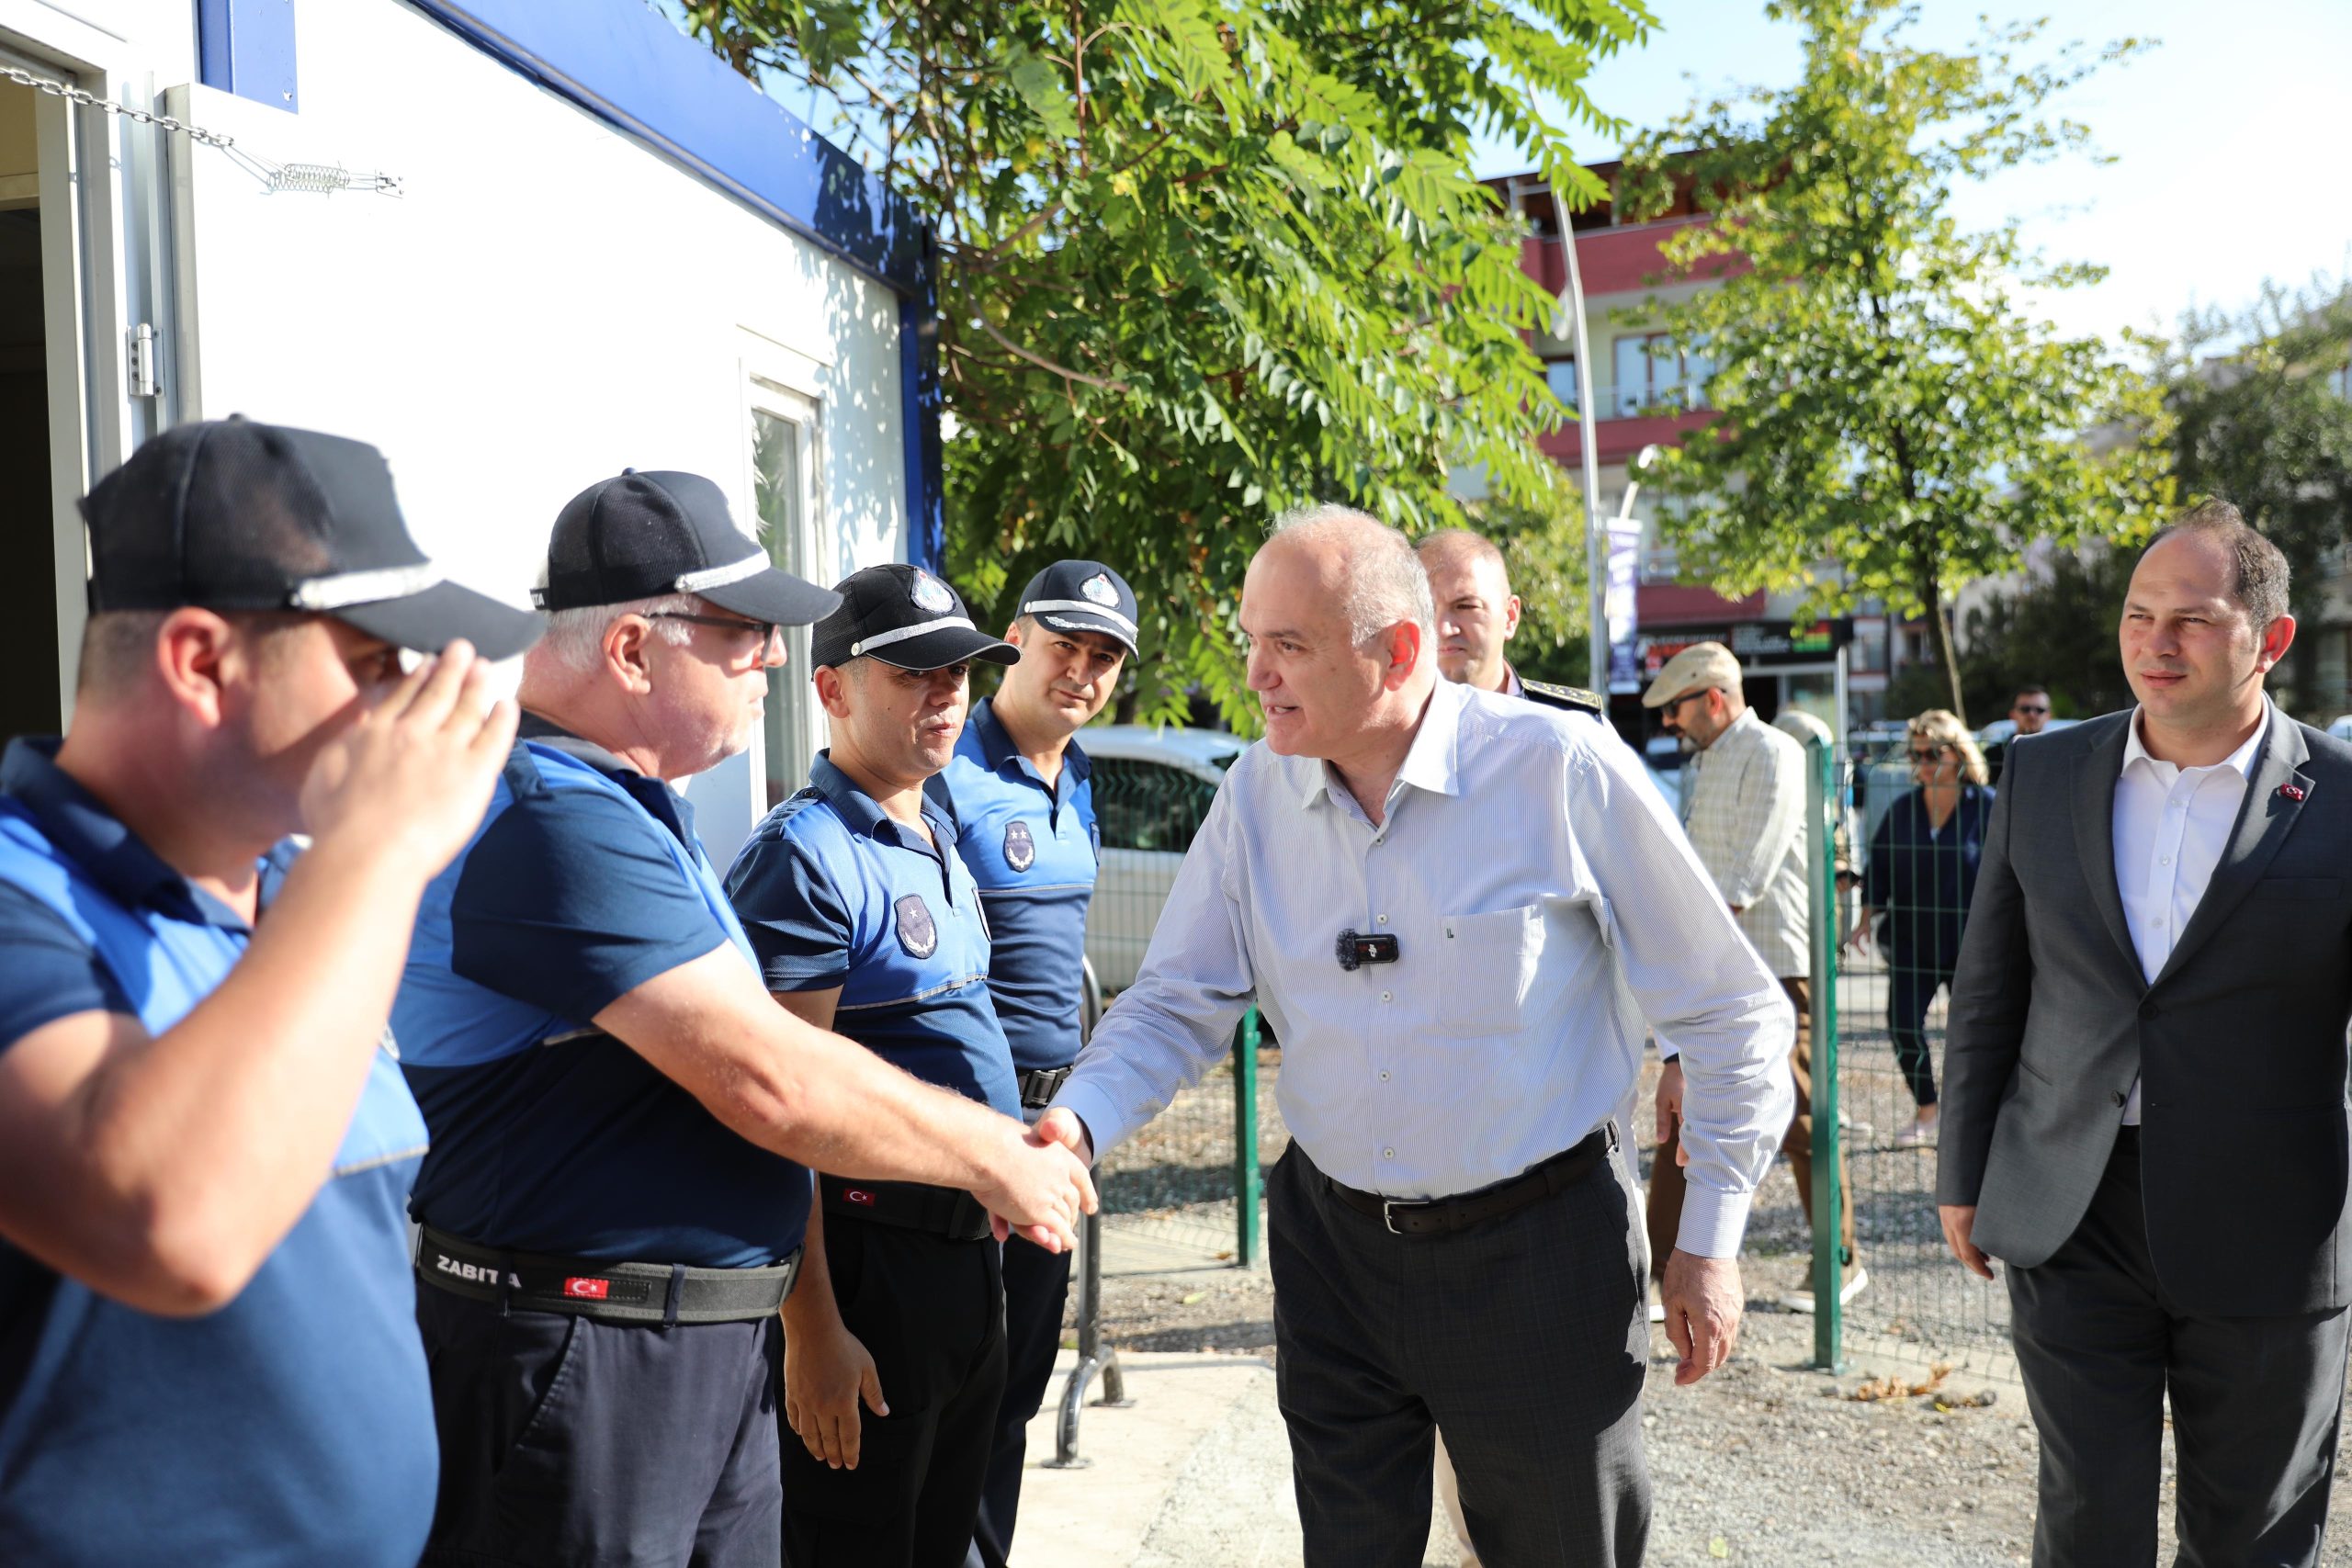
[679, 0, 1651, 727]
[1951, 545, 2136, 721]
[2160, 277, 2352, 716]
[1615, 0, 2169, 723]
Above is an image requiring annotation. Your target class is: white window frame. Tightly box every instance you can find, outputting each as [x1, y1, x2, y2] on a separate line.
[737, 332, 828, 817]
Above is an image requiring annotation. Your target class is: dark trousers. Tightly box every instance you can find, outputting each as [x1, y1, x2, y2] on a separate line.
[1886, 952, 1951, 1108]
[1649, 976, 1855, 1278]
[781, 1214, 1007, 1568]
[967, 1233, 1072, 1568]
[416, 1286, 783, 1568]
[1269, 1138, 1650, 1568]
[2007, 1135, 2351, 1567]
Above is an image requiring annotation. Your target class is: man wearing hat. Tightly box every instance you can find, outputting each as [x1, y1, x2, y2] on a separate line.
[725, 563, 1029, 1568]
[1642, 642, 1861, 1312]
[933, 559, 1136, 1567]
[393, 480, 1095, 1567]
[0, 417, 536, 1566]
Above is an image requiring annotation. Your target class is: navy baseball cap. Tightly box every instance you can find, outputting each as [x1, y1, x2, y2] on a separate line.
[810, 564, 1018, 671]
[536, 469, 840, 626]
[81, 416, 542, 660]
[1016, 559, 1139, 655]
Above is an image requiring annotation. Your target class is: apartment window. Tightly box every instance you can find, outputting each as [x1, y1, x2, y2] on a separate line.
[1611, 333, 1713, 415]
[1544, 357, 1580, 411]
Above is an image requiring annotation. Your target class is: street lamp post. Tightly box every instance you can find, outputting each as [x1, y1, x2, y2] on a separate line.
[1546, 187, 1608, 693]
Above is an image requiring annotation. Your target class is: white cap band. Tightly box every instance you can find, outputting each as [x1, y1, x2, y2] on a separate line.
[851, 615, 976, 658]
[1022, 598, 1138, 637]
[288, 563, 446, 610]
[674, 551, 770, 593]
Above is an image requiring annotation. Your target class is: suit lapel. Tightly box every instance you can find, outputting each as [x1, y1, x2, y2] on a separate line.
[2154, 711, 2312, 987]
[2072, 718, 2142, 983]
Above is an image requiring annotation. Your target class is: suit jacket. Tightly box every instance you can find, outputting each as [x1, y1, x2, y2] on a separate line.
[1937, 707, 2352, 1316]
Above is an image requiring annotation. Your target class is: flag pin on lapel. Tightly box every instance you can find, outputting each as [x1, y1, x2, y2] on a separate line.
[2279, 781, 2307, 802]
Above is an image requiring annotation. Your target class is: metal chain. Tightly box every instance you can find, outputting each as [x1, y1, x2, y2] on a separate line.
[1, 64, 237, 150]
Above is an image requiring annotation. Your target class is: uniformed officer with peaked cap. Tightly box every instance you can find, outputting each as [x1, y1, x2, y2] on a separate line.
[934, 558, 1138, 1566]
[0, 418, 533, 1566]
[725, 562, 1028, 1567]
[395, 481, 1093, 1568]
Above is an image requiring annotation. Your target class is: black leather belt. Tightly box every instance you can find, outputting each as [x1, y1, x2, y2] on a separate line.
[820, 1176, 994, 1242]
[1327, 1125, 1616, 1238]
[416, 1225, 800, 1325]
[1018, 1065, 1074, 1111]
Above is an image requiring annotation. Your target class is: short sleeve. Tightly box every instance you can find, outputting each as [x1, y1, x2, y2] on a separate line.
[726, 834, 855, 993]
[449, 786, 731, 1021]
[0, 883, 135, 1048]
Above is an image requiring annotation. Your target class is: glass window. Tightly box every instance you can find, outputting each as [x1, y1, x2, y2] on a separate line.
[754, 406, 815, 809]
[1544, 358, 1579, 411]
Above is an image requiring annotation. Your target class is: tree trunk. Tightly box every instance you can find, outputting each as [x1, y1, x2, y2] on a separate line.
[1922, 571, 1966, 723]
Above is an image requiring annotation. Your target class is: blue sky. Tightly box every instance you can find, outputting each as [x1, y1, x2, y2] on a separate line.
[1467, 0, 2352, 348]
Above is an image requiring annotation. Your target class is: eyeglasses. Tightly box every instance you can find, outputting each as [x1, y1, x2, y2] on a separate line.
[2013, 705, 2049, 716]
[1908, 747, 1946, 763]
[1666, 688, 1713, 715]
[647, 611, 786, 663]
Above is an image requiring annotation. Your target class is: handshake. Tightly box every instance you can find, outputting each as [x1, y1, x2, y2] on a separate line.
[978, 1106, 1098, 1253]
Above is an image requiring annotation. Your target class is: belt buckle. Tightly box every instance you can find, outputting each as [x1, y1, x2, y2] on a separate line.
[1383, 1199, 1406, 1236]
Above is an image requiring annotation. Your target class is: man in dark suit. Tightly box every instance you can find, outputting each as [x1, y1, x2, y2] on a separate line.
[1939, 501, 2352, 1566]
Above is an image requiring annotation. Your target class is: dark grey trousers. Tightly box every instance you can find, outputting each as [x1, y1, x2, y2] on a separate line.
[2007, 1135, 2351, 1567]
[1268, 1138, 1650, 1568]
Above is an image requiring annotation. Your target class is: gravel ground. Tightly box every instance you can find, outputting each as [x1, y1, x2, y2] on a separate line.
[1083, 1044, 2352, 1564]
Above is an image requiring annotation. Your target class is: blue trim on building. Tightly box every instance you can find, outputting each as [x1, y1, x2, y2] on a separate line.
[404, 0, 926, 299]
[197, 0, 300, 114]
[899, 253, 944, 576]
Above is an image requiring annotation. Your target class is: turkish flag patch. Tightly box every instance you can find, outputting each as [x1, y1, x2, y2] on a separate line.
[563, 1276, 611, 1300]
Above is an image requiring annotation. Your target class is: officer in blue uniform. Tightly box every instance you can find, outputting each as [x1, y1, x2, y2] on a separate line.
[935, 559, 1138, 1568]
[725, 563, 1026, 1568]
[396, 479, 1093, 1568]
[0, 419, 536, 1566]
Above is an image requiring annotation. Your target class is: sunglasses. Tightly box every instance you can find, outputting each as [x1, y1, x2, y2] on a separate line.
[1908, 747, 1947, 762]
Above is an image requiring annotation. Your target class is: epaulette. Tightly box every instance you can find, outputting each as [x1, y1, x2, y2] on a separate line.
[1518, 679, 1606, 716]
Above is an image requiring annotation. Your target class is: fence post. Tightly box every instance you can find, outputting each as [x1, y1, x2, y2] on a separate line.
[1807, 736, 1846, 1371]
[1234, 1007, 1262, 1266]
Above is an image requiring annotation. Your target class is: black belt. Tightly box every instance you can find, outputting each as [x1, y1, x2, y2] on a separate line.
[820, 1176, 994, 1242]
[1327, 1125, 1616, 1238]
[1018, 1065, 1074, 1110]
[416, 1225, 800, 1325]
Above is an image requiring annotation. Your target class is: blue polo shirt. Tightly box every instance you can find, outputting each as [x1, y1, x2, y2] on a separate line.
[933, 698, 1101, 1071]
[728, 753, 1020, 1119]
[392, 717, 811, 1268]
[0, 739, 435, 1568]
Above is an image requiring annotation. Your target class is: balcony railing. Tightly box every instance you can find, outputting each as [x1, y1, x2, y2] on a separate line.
[1543, 365, 1713, 419]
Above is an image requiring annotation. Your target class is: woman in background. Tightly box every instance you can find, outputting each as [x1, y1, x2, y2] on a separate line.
[1849, 709, 1996, 1147]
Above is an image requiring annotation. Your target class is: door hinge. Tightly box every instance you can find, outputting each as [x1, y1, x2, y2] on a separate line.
[127, 322, 160, 400]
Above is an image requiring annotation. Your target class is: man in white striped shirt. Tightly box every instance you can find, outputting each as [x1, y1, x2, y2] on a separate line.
[1644, 643, 1861, 1311]
[1039, 508, 1793, 1567]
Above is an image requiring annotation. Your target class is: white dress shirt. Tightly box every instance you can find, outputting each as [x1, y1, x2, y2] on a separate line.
[1056, 677, 1795, 1258]
[2111, 703, 2270, 1122]
[1681, 710, 1811, 978]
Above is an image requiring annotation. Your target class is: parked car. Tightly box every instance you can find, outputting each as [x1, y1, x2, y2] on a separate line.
[1081, 725, 1251, 992]
[2327, 715, 2352, 744]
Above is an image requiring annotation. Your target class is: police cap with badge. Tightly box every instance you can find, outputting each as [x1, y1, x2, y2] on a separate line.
[1014, 559, 1140, 657]
[811, 562, 1020, 671]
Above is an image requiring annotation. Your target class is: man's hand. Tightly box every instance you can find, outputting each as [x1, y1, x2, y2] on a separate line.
[1658, 1248, 1742, 1386]
[299, 640, 517, 874]
[1654, 1059, 1684, 1148]
[1939, 1204, 1994, 1280]
[971, 1116, 1097, 1253]
[782, 1311, 887, 1470]
[1036, 1105, 1095, 1166]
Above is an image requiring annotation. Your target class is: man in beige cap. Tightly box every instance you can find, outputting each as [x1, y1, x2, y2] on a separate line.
[1643, 643, 1862, 1311]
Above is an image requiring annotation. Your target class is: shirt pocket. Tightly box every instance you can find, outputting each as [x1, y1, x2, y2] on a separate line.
[1433, 903, 1544, 1037]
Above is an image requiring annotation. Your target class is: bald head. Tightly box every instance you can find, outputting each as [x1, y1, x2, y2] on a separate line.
[1264, 504, 1435, 646]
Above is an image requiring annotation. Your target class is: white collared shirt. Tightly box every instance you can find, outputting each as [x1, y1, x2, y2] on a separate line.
[1055, 677, 1794, 1258]
[2112, 703, 2270, 1122]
